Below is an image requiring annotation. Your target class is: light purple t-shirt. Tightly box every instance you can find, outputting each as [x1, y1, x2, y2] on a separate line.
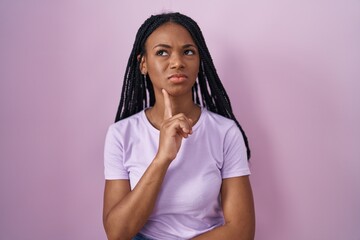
[104, 108, 250, 239]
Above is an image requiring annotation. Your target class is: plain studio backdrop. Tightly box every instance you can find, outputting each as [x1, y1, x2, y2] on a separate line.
[0, 1, 359, 239]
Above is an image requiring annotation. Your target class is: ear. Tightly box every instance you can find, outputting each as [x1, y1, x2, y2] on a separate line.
[138, 54, 147, 75]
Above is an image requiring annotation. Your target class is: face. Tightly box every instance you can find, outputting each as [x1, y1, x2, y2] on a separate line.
[140, 22, 200, 97]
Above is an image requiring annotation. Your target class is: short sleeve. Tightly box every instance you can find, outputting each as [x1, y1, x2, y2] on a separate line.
[221, 123, 251, 178]
[104, 124, 129, 180]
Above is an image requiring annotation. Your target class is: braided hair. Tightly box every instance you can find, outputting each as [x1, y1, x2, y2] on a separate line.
[114, 12, 251, 159]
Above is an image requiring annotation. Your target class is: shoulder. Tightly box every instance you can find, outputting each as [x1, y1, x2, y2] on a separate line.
[201, 109, 246, 145]
[109, 110, 144, 130]
[203, 108, 238, 130]
[106, 110, 145, 140]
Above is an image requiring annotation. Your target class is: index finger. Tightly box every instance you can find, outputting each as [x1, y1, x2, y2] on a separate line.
[162, 89, 172, 119]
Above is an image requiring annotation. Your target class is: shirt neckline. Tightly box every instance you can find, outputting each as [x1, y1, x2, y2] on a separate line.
[141, 107, 207, 134]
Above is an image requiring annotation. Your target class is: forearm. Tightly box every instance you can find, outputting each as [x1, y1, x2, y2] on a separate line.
[104, 158, 170, 240]
[193, 176, 255, 240]
[192, 222, 255, 240]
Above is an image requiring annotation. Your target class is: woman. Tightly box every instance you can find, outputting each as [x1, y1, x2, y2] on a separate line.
[103, 12, 255, 240]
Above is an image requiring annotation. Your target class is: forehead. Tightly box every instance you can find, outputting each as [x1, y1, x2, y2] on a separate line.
[145, 22, 196, 48]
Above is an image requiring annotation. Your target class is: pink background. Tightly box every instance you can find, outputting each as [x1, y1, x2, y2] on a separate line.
[1, 1, 359, 239]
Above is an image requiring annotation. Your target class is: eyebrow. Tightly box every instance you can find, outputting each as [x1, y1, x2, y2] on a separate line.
[152, 43, 197, 49]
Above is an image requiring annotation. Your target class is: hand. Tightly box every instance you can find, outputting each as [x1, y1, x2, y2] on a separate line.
[156, 89, 193, 163]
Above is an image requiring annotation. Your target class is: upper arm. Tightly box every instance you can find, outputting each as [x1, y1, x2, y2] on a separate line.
[221, 176, 255, 239]
[103, 179, 131, 224]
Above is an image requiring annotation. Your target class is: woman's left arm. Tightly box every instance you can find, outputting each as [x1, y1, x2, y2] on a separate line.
[192, 176, 255, 240]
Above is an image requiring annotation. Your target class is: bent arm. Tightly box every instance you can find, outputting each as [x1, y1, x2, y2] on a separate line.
[103, 90, 195, 239]
[103, 159, 170, 240]
[192, 176, 255, 240]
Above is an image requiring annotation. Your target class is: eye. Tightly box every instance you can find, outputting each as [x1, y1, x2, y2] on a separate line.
[155, 50, 169, 56]
[184, 49, 196, 55]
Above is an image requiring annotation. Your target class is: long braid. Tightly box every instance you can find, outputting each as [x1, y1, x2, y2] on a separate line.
[114, 12, 251, 159]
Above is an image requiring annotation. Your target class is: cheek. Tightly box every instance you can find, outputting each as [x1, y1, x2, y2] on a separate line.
[192, 61, 200, 76]
[193, 57, 200, 70]
[148, 60, 166, 76]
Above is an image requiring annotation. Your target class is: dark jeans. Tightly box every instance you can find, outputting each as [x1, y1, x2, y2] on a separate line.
[132, 233, 154, 240]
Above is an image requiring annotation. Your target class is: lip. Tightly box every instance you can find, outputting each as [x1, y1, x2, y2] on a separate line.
[168, 73, 188, 83]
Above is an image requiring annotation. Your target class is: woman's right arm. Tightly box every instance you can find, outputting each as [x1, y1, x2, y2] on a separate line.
[103, 157, 171, 240]
[103, 89, 192, 240]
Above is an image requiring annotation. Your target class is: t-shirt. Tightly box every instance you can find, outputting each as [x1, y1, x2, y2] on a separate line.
[104, 108, 250, 239]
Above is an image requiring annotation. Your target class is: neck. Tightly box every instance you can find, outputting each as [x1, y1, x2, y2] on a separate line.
[146, 90, 201, 129]
[156, 89, 195, 113]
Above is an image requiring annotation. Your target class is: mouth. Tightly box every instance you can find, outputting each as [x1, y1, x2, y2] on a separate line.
[168, 73, 188, 83]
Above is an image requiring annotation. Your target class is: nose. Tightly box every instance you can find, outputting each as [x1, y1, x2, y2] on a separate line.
[170, 53, 185, 69]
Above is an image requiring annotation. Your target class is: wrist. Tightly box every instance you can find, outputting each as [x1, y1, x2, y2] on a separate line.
[153, 154, 172, 167]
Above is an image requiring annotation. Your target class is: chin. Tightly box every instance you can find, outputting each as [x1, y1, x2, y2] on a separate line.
[165, 85, 194, 97]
